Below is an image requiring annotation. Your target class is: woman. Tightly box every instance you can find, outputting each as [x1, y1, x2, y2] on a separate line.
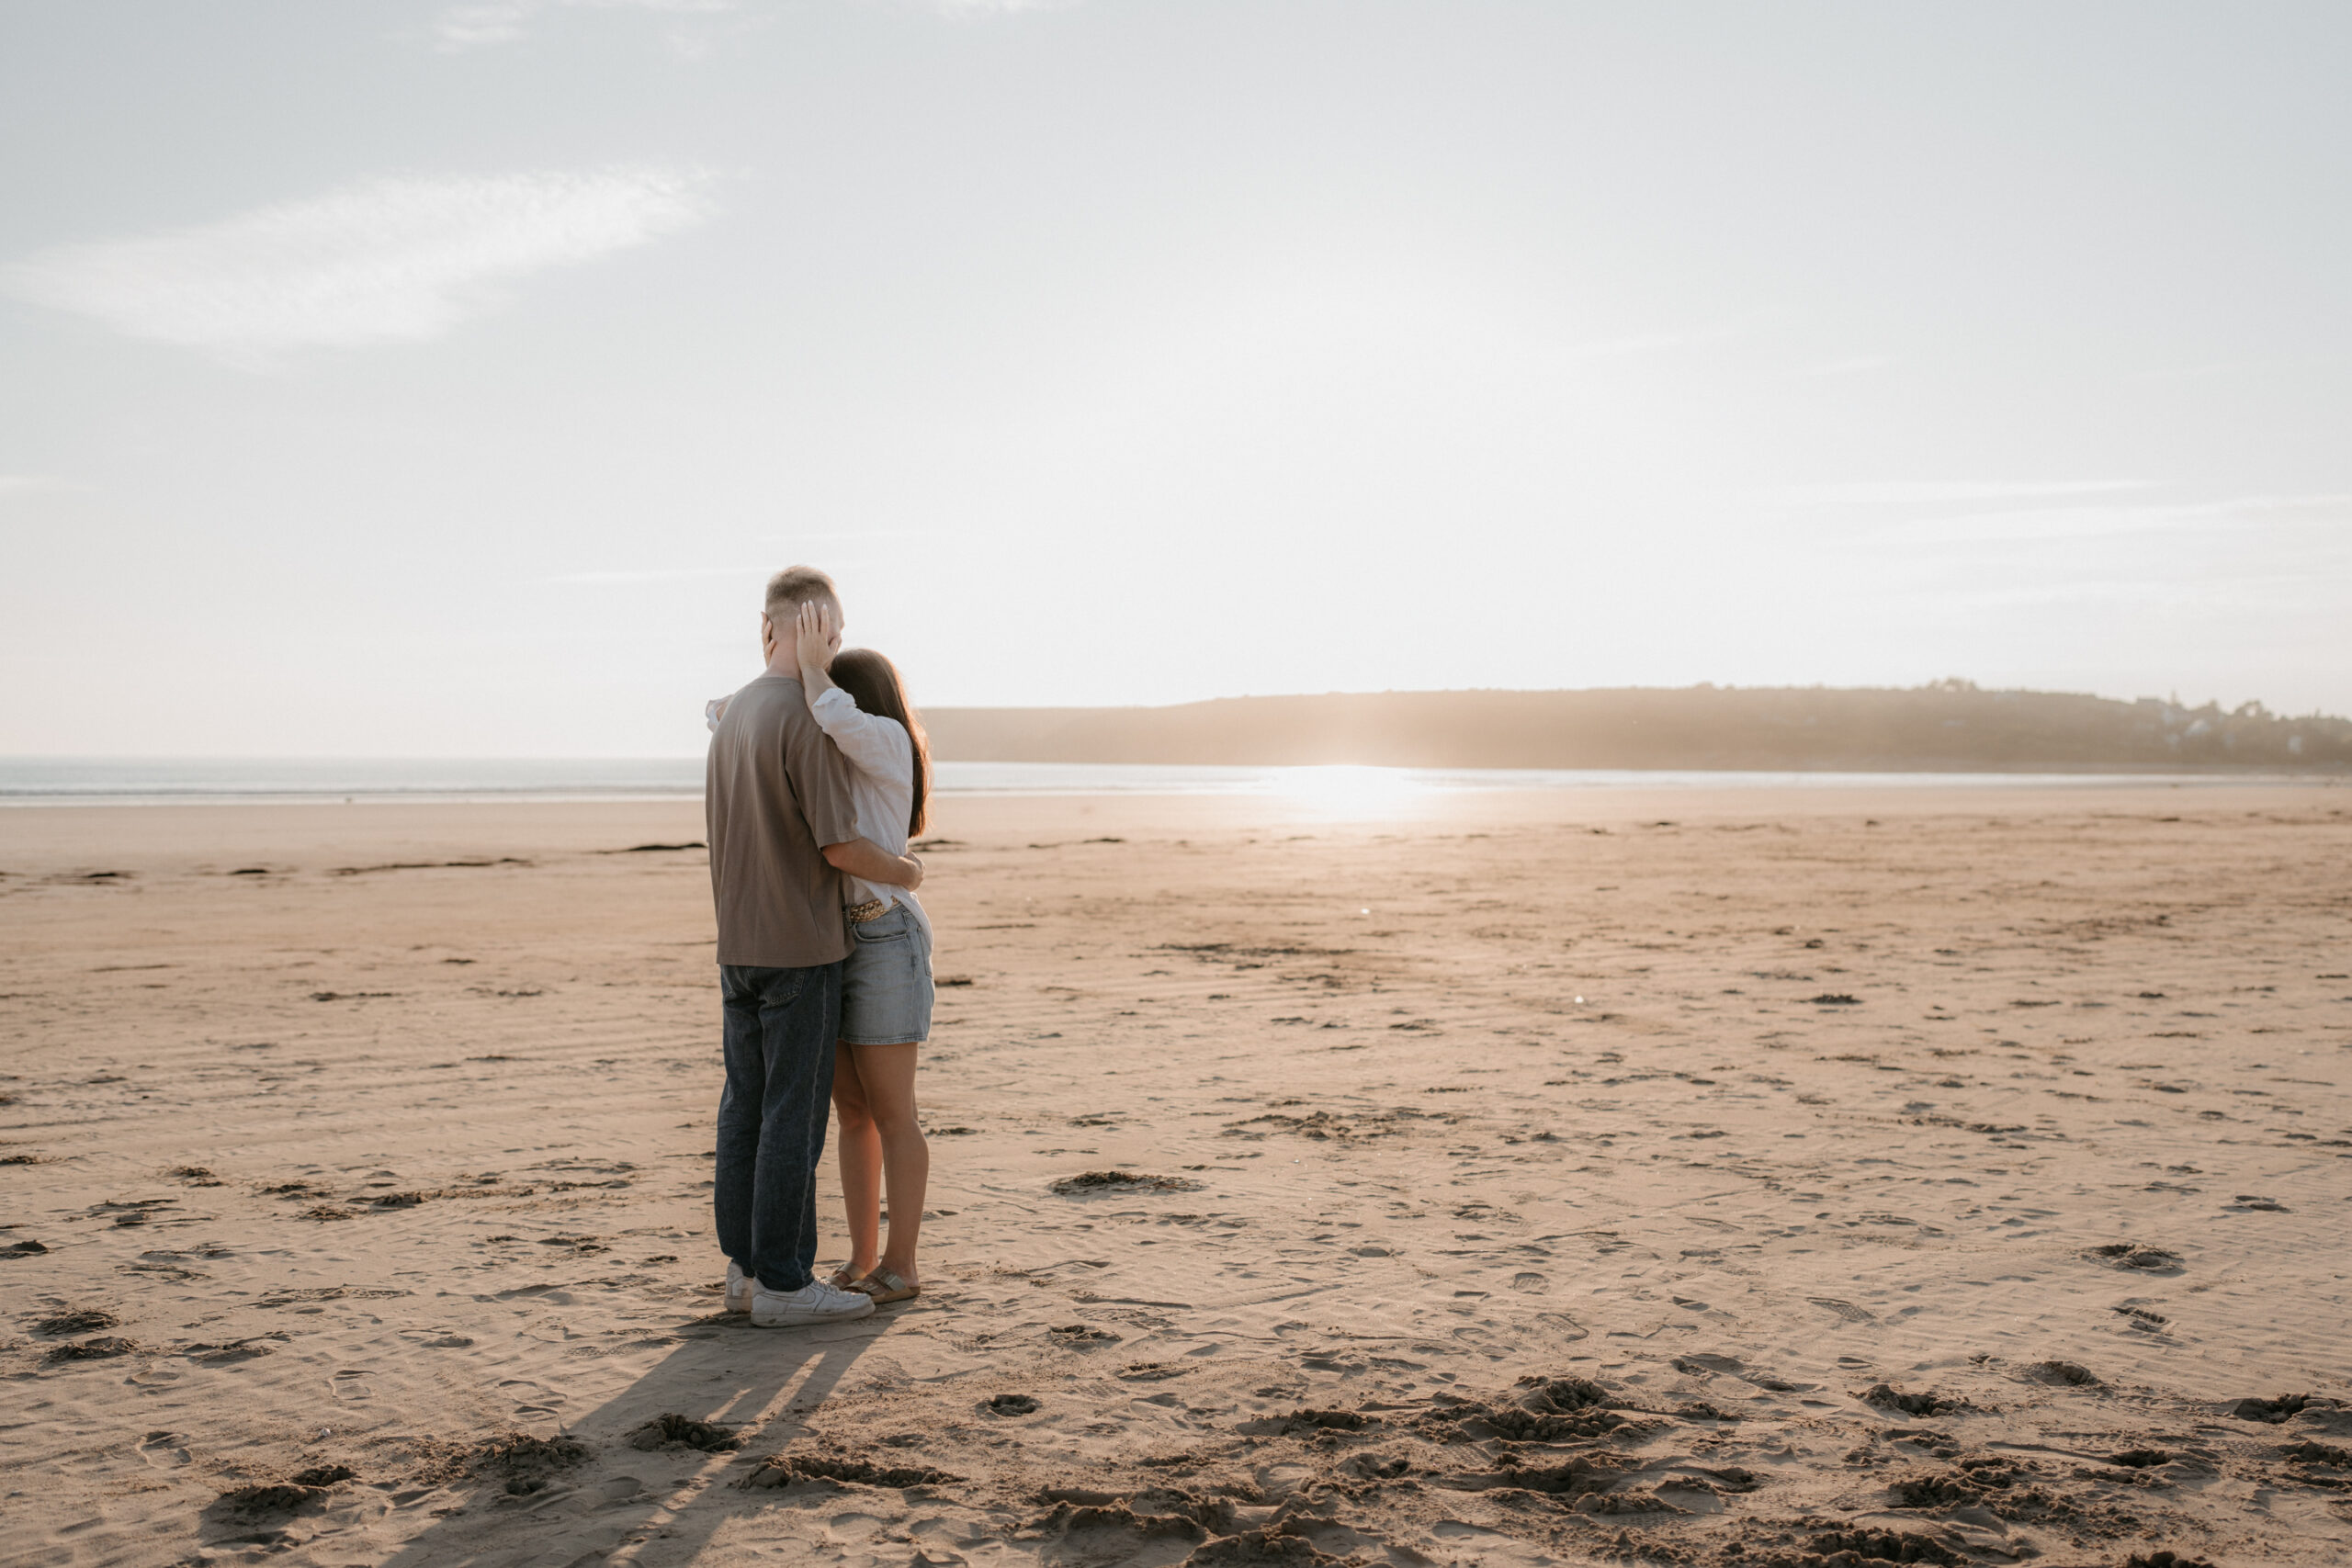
[790, 600, 933, 1306]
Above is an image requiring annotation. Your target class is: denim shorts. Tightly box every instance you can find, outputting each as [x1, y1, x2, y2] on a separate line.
[839, 903, 933, 1045]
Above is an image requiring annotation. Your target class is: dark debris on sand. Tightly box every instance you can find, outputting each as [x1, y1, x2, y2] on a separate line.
[1858, 1382, 1977, 1417]
[211, 1483, 332, 1518]
[1744, 1527, 1973, 1566]
[1570, 1486, 1685, 1515]
[1184, 1524, 1342, 1565]
[2086, 1242, 2185, 1272]
[1050, 1169, 1204, 1195]
[2286, 1438, 2352, 1468]
[32, 1308, 119, 1336]
[1429, 1374, 1666, 1443]
[628, 1413, 740, 1452]
[207, 1465, 357, 1524]
[1030, 1499, 1206, 1541]
[740, 1452, 961, 1490]
[2226, 1393, 2330, 1423]
[474, 1432, 589, 1495]
[413, 1431, 590, 1495]
[2107, 1448, 2174, 1469]
[1273, 1408, 1373, 1434]
[44, 1335, 140, 1362]
[181, 1336, 280, 1363]
[1439, 1453, 1632, 1500]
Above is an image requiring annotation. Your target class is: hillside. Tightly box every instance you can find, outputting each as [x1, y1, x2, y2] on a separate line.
[922, 682, 2352, 773]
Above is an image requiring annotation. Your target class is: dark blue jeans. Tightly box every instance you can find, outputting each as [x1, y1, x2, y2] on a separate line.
[716, 961, 842, 1293]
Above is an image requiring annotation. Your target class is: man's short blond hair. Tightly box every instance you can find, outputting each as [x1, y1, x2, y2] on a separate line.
[763, 566, 839, 621]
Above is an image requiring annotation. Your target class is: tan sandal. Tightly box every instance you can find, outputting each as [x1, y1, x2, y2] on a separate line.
[829, 1266, 862, 1290]
[853, 1268, 919, 1304]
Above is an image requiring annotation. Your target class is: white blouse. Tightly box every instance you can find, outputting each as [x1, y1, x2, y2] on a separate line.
[807, 686, 930, 937]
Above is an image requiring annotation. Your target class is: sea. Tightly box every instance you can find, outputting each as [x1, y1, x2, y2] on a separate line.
[0, 757, 2313, 807]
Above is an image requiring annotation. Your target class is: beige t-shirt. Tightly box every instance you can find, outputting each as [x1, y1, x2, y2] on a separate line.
[706, 674, 863, 969]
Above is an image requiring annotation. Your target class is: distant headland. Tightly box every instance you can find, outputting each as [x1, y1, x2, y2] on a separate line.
[924, 681, 2350, 773]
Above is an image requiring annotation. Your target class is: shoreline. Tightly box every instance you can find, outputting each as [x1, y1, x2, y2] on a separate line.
[0, 761, 2341, 812]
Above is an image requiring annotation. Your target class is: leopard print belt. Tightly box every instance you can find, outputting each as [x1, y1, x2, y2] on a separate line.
[843, 898, 889, 925]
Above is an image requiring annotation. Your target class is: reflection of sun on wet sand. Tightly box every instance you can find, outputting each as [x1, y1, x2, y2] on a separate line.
[3, 785, 2350, 1566]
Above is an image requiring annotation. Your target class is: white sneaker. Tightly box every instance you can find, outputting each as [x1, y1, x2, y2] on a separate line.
[752, 1279, 876, 1327]
[725, 1260, 752, 1314]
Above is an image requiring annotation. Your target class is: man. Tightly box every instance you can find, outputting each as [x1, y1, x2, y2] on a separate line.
[707, 565, 923, 1327]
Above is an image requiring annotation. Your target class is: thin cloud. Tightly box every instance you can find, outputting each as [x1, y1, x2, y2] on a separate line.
[538, 566, 764, 586]
[1883, 498, 2352, 616]
[1803, 355, 1893, 378]
[1, 164, 717, 364]
[431, 0, 735, 52]
[1572, 324, 1746, 359]
[539, 536, 937, 584]
[429, 0, 1057, 50]
[1783, 480, 2148, 506]
[0, 474, 85, 495]
[1873, 491, 2352, 545]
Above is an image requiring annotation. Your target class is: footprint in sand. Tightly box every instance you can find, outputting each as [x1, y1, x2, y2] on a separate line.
[499, 1377, 564, 1417]
[1046, 1324, 1120, 1345]
[329, 1370, 375, 1402]
[138, 1430, 190, 1469]
[1532, 1313, 1589, 1342]
[1510, 1272, 1547, 1293]
[1674, 1351, 1810, 1391]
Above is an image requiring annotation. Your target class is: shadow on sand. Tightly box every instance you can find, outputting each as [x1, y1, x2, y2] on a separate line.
[346, 1312, 885, 1568]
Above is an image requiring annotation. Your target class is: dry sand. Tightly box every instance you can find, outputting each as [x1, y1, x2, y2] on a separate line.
[3, 784, 2349, 1568]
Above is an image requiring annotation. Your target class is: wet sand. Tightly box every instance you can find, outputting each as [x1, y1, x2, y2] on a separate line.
[3, 784, 2349, 1567]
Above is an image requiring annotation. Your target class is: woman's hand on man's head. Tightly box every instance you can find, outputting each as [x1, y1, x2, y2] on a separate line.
[794, 600, 839, 672]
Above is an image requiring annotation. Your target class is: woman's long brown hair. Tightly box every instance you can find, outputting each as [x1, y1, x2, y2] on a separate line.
[827, 649, 930, 839]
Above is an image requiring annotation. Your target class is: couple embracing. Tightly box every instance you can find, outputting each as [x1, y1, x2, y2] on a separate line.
[703, 566, 933, 1327]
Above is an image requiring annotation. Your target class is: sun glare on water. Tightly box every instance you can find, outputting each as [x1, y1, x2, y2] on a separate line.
[1270, 765, 1431, 817]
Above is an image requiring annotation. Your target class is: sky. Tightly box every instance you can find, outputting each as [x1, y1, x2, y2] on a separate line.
[2, 0, 2347, 757]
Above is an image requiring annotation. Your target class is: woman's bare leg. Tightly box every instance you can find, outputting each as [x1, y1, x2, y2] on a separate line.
[831, 1043, 882, 1281]
[849, 1043, 928, 1285]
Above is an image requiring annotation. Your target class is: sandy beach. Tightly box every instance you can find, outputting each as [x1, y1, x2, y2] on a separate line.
[4, 783, 2349, 1568]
